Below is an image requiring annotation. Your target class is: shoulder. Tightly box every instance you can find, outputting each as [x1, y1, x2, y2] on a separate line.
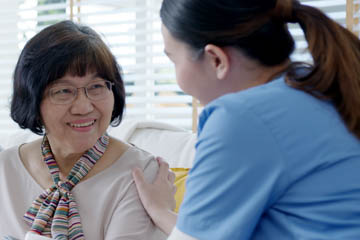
[203, 76, 305, 117]
[110, 137, 156, 169]
[109, 137, 159, 183]
[199, 76, 336, 141]
[194, 83, 289, 174]
[126, 145, 159, 183]
[18, 139, 42, 161]
[193, 78, 307, 177]
[197, 84, 277, 145]
[199, 77, 289, 126]
[0, 145, 20, 164]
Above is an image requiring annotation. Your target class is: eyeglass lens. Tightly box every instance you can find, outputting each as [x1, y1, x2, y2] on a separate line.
[49, 80, 113, 104]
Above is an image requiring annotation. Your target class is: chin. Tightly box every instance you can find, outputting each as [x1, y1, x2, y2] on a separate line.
[68, 136, 100, 153]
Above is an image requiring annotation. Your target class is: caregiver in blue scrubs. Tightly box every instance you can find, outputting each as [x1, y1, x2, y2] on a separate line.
[132, 0, 360, 239]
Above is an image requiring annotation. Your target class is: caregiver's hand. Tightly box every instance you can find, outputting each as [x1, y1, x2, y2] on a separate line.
[132, 157, 178, 235]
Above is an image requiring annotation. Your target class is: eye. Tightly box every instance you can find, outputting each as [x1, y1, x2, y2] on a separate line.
[88, 82, 106, 90]
[87, 81, 109, 97]
[51, 87, 74, 95]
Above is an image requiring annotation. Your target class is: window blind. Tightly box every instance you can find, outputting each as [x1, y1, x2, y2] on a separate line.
[347, 0, 360, 36]
[70, 0, 192, 128]
[290, 0, 347, 62]
[0, 0, 354, 142]
[0, 0, 22, 138]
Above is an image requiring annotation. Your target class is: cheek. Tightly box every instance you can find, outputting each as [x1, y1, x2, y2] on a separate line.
[40, 102, 53, 125]
[175, 65, 192, 92]
[40, 104, 66, 134]
[102, 96, 115, 120]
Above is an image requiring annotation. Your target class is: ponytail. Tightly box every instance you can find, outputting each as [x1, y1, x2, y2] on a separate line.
[287, 2, 360, 139]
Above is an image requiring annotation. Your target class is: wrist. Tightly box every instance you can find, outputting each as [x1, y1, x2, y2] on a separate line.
[152, 209, 178, 235]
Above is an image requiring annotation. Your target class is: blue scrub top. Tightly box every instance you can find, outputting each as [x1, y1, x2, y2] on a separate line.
[177, 76, 360, 239]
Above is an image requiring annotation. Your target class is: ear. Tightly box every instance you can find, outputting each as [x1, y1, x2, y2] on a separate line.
[204, 44, 230, 80]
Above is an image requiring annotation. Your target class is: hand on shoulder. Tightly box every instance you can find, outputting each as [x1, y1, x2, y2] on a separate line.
[132, 157, 178, 235]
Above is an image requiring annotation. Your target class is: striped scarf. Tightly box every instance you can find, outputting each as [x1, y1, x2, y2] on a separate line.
[23, 133, 110, 240]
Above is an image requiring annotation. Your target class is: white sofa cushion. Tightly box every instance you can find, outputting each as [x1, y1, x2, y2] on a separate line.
[109, 120, 196, 168]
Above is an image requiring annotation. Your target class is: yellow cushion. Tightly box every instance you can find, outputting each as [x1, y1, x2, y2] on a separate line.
[170, 168, 190, 213]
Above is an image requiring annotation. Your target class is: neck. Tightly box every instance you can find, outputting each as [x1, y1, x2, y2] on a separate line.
[225, 59, 290, 96]
[200, 47, 290, 105]
[56, 151, 83, 178]
[250, 60, 290, 86]
[46, 141, 84, 178]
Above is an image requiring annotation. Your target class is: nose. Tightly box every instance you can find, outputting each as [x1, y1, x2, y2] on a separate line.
[70, 88, 94, 115]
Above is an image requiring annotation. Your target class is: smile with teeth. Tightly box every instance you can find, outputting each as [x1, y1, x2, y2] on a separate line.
[69, 120, 96, 128]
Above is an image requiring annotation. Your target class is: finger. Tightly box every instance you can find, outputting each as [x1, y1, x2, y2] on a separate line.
[172, 185, 177, 195]
[156, 156, 167, 169]
[171, 197, 177, 211]
[156, 156, 166, 165]
[155, 158, 170, 182]
[156, 156, 163, 164]
[168, 170, 176, 183]
[132, 167, 147, 189]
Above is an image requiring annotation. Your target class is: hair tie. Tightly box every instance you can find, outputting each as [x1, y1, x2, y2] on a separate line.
[271, 0, 298, 23]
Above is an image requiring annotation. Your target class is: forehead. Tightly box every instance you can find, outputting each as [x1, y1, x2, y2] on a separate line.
[161, 24, 194, 59]
[50, 72, 101, 86]
[162, 24, 183, 50]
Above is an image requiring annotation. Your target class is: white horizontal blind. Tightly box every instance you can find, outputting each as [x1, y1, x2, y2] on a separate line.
[347, 0, 360, 36]
[0, 0, 353, 143]
[0, 0, 23, 139]
[357, 0, 360, 37]
[291, 0, 347, 62]
[0, 0, 69, 145]
[71, 0, 194, 129]
[356, 0, 360, 36]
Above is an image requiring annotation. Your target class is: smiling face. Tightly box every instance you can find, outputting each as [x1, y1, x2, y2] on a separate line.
[40, 72, 114, 154]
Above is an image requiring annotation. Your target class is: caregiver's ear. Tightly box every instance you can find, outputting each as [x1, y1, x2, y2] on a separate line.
[204, 44, 230, 80]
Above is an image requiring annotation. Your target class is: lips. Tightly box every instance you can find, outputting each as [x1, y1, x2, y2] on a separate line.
[68, 120, 96, 128]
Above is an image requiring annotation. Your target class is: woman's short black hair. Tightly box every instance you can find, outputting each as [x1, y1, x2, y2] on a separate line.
[11, 20, 125, 135]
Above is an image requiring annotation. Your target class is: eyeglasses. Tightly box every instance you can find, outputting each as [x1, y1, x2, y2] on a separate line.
[48, 80, 114, 105]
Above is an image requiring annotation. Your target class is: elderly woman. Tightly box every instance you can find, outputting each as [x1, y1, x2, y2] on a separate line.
[0, 20, 166, 240]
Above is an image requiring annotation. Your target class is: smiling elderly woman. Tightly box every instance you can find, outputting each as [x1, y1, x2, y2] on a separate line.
[0, 20, 166, 240]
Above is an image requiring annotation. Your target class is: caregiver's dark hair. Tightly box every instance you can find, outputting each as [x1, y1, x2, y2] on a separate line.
[160, 0, 360, 138]
[11, 20, 125, 135]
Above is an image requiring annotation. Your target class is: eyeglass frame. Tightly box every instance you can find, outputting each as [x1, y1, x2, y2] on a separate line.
[46, 80, 115, 105]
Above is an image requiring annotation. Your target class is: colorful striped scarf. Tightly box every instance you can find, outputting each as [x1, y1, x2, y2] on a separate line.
[23, 133, 109, 240]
